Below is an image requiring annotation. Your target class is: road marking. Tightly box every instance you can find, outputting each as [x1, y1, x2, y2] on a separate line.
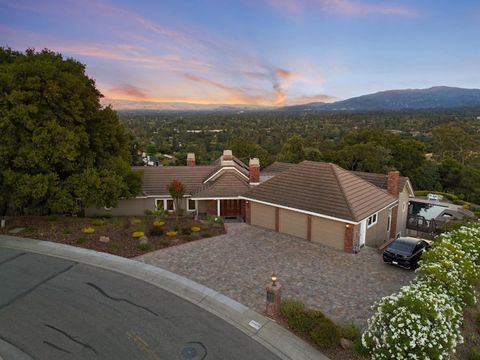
[127, 332, 161, 360]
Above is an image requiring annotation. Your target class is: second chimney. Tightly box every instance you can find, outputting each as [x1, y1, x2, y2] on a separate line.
[223, 149, 233, 161]
[249, 158, 260, 184]
[387, 170, 400, 196]
[187, 153, 196, 166]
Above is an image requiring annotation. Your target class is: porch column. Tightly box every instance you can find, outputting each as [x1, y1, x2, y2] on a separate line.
[195, 200, 198, 216]
[217, 199, 221, 217]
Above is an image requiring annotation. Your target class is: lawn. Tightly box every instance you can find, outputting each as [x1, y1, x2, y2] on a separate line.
[0, 214, 225, 258]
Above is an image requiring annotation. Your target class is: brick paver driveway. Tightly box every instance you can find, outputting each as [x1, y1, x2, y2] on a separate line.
[137, 223, 415, 327]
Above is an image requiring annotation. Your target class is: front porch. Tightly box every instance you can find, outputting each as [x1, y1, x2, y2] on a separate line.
[194, 198, 245, 220]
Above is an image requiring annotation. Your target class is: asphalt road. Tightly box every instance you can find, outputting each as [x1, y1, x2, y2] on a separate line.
[0, 248, 281, 360]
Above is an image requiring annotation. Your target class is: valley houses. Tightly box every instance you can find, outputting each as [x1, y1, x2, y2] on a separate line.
[86, 150, 414, 252]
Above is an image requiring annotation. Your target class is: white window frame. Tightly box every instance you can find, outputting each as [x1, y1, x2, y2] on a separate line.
[187, 199, 196, 211]
[367, 213, 378, 228]
[155, 198, 175, 212]
[387, 215, 391, 232]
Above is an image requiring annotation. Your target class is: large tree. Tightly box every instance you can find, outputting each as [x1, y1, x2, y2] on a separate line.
[0, 48, 142, 219]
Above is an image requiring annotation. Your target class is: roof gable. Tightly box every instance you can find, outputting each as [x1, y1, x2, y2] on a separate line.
[193, 171, 250, 198]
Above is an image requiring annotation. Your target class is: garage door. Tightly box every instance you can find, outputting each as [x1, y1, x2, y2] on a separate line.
[251, 202, 276, 230]
[311, 216, 344, 250]
[278, 209, 308, 239]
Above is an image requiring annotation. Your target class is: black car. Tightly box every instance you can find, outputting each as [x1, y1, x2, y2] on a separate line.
[383, 237, 431, 269]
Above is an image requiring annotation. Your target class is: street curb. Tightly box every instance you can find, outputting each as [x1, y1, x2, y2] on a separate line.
[0, 235, 328, 360]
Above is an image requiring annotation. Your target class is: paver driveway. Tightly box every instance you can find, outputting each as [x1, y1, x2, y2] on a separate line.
[137, 223, 415, 327]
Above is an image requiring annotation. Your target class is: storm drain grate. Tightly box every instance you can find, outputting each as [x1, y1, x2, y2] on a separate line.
[180, 342, 207, 360]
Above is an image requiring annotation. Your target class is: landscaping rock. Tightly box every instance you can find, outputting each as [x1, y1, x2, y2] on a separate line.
[8, 227, 25, 234]
[99, 236, 110, 243]
[340, 338, 354, 350]
[139, 236, 149, 245]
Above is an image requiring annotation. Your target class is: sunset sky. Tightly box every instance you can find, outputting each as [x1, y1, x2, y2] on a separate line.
[1, 0, 480, 108]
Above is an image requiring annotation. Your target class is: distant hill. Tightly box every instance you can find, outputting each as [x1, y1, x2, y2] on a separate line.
[282, 86, 480, 111]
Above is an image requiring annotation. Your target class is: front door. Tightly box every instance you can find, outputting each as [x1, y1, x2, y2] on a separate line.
[220, 200, 242, 217]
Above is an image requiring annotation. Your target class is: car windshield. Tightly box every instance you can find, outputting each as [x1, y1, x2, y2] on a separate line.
[387, 240, 416, 254]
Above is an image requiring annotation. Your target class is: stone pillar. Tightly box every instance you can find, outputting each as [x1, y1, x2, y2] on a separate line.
[266, 282, 282, 318]
[344, 223, 354, 252]
[245, 201, 251, 224]
[390, 206, 398, 239]
[275, 208, 279, 232]
[307, 216, 312, 241]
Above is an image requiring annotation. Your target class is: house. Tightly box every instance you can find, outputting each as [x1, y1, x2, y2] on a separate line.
[86, 151, 414, 252]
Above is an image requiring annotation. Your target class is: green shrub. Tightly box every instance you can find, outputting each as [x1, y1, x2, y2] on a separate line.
[181, 227, 192, 235]
[137, 243, 153, 252]
[63, 228, 73, 235]
[310, 318, 340, 349]
[110, 242, 121, 251]
[172, 224, 179, 231]
[149, 226, 164, 236]
[363, 224, 480, 359]
[91, 219, 105, 226]
[47, 215, 60, 221]
[280, 299, 325, 335]
[131, 218, 142, 225]
[339, 323, 361, 341]
[77, 236, 89, 244]
[469, 347, 480, 360]
[184, 235, 194, 241]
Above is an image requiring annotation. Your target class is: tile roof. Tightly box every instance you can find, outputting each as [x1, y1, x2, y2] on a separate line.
[243, 161, 397, 222]
[134, 166, 216, 196]
[351, 171, 409, 192]
[261, 161, 296, 175]
[192, 172, 250, 198]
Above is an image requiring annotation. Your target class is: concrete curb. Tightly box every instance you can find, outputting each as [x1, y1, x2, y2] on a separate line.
[0, 235, 328, 360]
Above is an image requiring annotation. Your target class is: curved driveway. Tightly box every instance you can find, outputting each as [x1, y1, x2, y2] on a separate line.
[0, 248, 281, 360]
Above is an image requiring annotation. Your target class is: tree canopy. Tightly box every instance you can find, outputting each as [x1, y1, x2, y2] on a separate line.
[0, 48, 142, 215]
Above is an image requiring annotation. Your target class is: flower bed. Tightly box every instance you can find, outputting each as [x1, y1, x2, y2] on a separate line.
[1, 215, 226, 258]
[362, 224, 480, 359]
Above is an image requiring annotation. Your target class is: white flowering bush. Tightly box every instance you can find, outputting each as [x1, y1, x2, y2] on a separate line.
[362, 224, 480, 360]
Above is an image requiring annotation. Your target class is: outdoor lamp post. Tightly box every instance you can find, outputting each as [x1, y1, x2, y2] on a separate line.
[266, 272, 282, 317]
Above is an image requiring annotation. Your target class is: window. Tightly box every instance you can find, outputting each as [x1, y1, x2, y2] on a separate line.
[155, 198, 175, 212]
[155, 199, 164, 210]
[387, 215, 391, 232]
[367, 213, 378, 228]
[402, 202, 406, 212]
[187, 199, 196, 211]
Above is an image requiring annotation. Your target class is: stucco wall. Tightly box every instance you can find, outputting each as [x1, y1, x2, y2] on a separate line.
[278, 208, 308, 239]
[365, 207, 390, 248]
[310, 216, 345, 250]
[251, 202, 276, 230]
[85, 198, 155, 217]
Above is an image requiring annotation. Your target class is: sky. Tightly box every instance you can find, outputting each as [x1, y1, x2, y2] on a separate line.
[1, 0, 480, 108]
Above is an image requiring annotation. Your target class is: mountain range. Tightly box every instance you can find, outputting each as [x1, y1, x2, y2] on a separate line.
[108, 86, 480, 112]
[282, 86, 480, 112]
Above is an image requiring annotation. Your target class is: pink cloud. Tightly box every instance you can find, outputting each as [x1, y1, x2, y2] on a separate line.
[265, 0, 416, 17]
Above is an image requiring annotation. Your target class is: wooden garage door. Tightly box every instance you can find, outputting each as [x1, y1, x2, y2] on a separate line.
[251, 202, 276, 230]
[279, 209, 308, 239]
[311, 216, 344, 250]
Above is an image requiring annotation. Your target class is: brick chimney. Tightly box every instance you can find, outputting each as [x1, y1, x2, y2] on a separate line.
[387, 171, 400, 196]
[187, 153, 196, 166]
[249, 158, 260, 184]
[223, 149, 233, 161]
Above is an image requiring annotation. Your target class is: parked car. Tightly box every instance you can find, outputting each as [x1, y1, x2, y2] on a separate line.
[383, 237, 432, 269]
[427, 193, 442, 201]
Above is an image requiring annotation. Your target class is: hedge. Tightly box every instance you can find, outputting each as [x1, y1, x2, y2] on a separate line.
[362, 224, 480, 359]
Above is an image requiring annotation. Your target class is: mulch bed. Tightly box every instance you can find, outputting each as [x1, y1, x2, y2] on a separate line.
[0, 215, 226, 258]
